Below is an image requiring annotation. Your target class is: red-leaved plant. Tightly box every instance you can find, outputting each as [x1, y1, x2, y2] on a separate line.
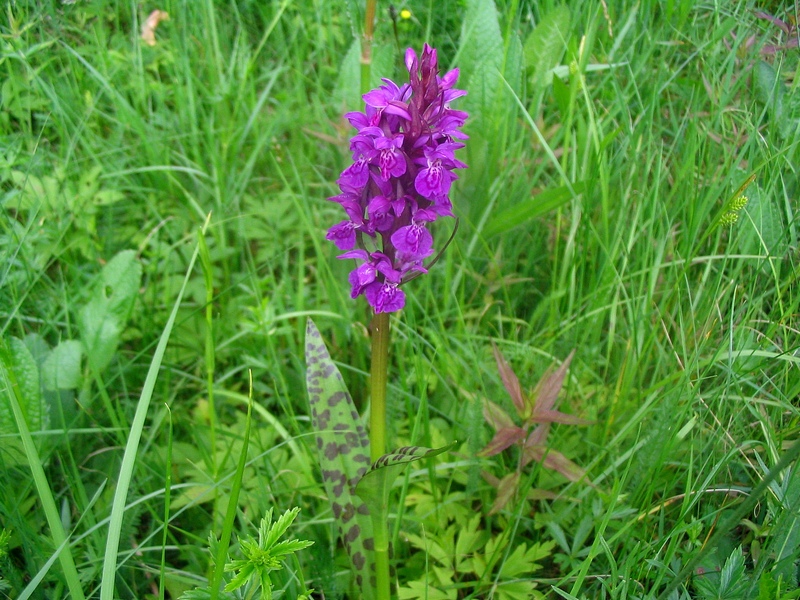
[480, 345, 592, 514]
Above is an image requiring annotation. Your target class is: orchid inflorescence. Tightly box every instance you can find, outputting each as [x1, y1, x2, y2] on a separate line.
[326, 44, 468, 313]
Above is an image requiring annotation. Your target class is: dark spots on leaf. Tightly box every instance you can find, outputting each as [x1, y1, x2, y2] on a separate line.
[360, 438, 370, 448]
[345, 432, 359, 446]
[321, 469, 347, 497]
[363, 538, 374, 550]
[345, 525, 361, 543]
[342, 503, 355, 523]
[321, 363, 335, 377]
[353, 552, 366, 570]
[333, 423, 349, 431]
[356, 574, 363, 587]
[328, 391, 348, 407]
[370, 575, 377, 588]
[332, 502, 343, 518]
[350, 410, 359, 421]
[332, 473, 347, 496]
[354, 454, 370, 464]
[357, 503, 370, 515]
[317, 409, 331, 430]
[325, 442, 340, 460]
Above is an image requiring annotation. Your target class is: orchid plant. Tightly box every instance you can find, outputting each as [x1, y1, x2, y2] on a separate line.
[305, 43, 467, 600]
[325, 43, 467, 314]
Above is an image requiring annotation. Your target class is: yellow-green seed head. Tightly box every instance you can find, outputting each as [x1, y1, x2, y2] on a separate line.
[730, 195, 748, 212]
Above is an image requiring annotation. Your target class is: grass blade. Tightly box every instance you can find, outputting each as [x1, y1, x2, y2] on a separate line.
[99, 215, 211, 600]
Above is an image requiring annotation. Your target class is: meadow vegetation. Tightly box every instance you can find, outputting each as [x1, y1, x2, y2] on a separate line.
[1, 0, 799, 598]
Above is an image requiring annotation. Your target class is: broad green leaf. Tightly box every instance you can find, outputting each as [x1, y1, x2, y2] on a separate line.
[79, 250, 142, 372]
[305, 319, 375, 599]
[331, 39, 362, 113]
[97, 250, 142, 321]
[524, 5, 571, 89]
[8, 171, 60, 210]
[79, 302, 121, 373]
[503, 31, 524, 98]
[755, 61, 789, 139]
[717, 546, 748, 598]
[459, 0, 504, 133]
[94, 190, 125, 205]
[42, 340, 83, 391]
[693, 545, 749, 599]
[484, 182, 586, 237]
[737, 185, 788, 275]
[354, 442, 457, 519]
[0, 336, 45, 434]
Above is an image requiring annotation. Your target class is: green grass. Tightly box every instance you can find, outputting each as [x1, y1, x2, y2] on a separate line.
[1, 0, 799, 598]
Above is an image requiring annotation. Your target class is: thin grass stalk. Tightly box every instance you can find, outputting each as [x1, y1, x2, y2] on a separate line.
[209, 373, 254, 600]
[158, 405, 173, 600]
[198, 231, 219, 484]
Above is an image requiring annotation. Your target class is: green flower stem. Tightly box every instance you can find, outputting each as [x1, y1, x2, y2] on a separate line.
[361, 0, 377, 95]
[369, 310, 391, 599]
[362, 14, 388, 597]
[372, 509, 391, 600]
[369, 311, 389, 462]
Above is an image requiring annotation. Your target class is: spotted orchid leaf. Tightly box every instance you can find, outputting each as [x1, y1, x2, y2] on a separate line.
[355, 442, 457, 519]
[305, 319, 376, 598]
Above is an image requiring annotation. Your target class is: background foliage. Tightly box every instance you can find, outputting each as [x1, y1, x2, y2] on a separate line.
[1, 0, 799, 598]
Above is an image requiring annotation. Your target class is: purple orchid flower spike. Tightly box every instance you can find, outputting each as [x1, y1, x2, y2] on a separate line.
[326, 44, 468, 313]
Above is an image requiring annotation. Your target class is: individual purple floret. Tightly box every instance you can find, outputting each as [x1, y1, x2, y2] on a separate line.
[325, 44, 468, 313]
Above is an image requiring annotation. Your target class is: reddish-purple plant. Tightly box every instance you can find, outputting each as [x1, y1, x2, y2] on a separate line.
[326, 44, 468, 313]
[480, 345, 593, 514]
